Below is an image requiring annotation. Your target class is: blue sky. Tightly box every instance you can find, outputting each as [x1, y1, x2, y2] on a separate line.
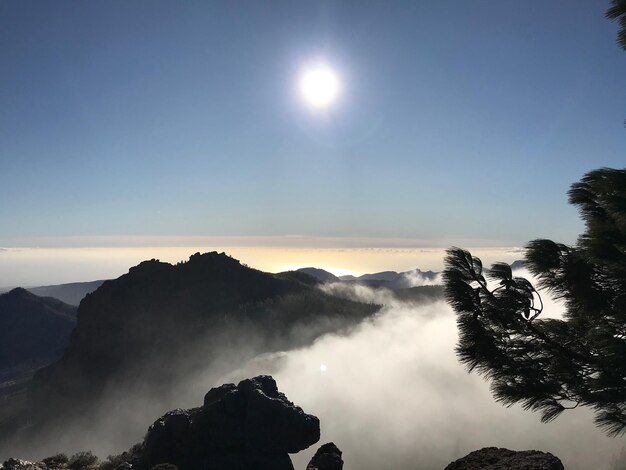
[1, 1, 625, 247]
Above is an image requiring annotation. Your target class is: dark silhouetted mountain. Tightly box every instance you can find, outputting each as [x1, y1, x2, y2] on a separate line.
[391, 285, 445, 303]
[358, 271, 401, 282]
[26, 252, 379, 432]
[27, 280, 106, 306]
[403, 268, 438, 281]
[276, 270, 321, 286]
[295, 268, 340, 283]
[0, 288, 76, 440]
[337, 268, 440, 289]
[308, 268, 442, 290]
[510, 260, 525, 271]
[0, 289, 76, 384]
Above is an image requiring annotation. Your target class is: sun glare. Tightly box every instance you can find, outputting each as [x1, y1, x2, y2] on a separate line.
[299, 63, 341, 110]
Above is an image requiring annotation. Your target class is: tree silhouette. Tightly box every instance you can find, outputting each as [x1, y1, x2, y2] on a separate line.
[607, 0, 626, 51]
[443, 168, 626, 436]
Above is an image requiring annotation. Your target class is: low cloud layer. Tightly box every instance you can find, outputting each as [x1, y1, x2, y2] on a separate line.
[402, 270, 442, 287]
[222, 283, 624, 470]
[5, 273, 621, 469]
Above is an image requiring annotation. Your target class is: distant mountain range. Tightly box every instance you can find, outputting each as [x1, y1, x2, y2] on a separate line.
[27, 280, 105, 306]
[296, 267, 340, 283]
[296, 260, 525, 288]
[296, 267, 440, 289]
[510, 260, 525, 271]
[0, 280, 106, 306]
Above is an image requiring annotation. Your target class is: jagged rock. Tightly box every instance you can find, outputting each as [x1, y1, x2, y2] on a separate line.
[445, 447, 564, 470]
[306, 442, 343, 470]
[140, 375, 319, 470]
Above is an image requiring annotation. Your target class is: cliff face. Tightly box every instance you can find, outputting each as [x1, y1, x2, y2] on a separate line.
[28, 252, 379, 428]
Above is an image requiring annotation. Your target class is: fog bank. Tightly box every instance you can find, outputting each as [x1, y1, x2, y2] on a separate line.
[221, 283, 624, 470]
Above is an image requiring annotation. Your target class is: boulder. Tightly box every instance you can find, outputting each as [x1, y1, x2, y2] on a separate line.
[445, 447, 564, 470]
[306, 443, 343, 470]
[140, 375, 320, 470]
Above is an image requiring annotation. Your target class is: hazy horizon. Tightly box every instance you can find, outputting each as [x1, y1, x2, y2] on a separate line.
[0, 242, 524, 288]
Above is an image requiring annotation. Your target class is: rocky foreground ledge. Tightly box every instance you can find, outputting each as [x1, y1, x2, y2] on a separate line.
[1, 375, 563, 470]
[445, 447, 564, 470]
[1, 376, 340, 470]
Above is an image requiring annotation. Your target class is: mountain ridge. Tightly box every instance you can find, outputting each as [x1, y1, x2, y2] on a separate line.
[19, 252, 379, 448]
[0, 288, 77, 380]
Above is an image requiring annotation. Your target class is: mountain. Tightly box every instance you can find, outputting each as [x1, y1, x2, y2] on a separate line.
[358, 271, 401, 282]
[295, 267, 339, 283]
[24, 252, 379, 433]
[339, 268, 441, 289]
[0, 288, 76, 382]
[391, 285, 445, 303]
[27, 281, 105, 306]
[301, 268, 442, 289]
[403, 268, 438, 281]
[510, 260, 525, 271]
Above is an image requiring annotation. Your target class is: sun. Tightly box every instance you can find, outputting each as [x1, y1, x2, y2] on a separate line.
[299, 63, 341, 110]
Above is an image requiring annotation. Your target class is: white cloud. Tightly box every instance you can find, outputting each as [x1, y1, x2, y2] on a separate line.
[221, 287, 622, 470]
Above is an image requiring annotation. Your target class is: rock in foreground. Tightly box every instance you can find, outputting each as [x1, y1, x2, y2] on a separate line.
[445, 447, 564, 470]
[306, 442, 343, 470]
[1, 376, 320, 470]
[140, 375, 320, 470]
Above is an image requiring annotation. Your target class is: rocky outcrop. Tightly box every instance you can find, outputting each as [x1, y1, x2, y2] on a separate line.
[1, 376, 321, 470]
[306, 442, 343, 470]
[139, 375, 319, 470]
[445, 447, 564, 470]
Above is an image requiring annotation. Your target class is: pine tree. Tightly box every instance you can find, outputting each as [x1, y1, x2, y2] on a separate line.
[443, 168, 626, 436]
[607, 0, 626, 51]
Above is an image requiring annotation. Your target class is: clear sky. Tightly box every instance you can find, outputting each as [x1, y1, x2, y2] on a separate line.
[1, 1, 625, 261]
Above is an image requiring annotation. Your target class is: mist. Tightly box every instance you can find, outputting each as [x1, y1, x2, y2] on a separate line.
[4, 270, 624, 469]
[219, 281, 624, 470]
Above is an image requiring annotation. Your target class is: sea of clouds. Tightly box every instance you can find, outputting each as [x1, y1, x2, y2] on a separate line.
[221, 273, 625, 470]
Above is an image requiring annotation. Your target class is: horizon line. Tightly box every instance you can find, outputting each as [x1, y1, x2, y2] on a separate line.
[0, 235, 524, 250]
